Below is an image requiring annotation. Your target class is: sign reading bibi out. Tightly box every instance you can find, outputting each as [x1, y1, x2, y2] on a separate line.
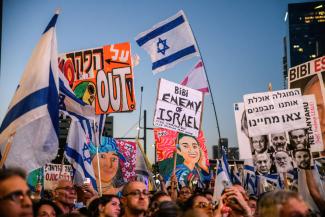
[153, 78, 204, 137]
[59, 42, 136, 114]
[243, 89, 307, 137]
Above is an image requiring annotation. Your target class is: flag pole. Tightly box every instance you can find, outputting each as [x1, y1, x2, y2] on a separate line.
[94, 119, 102, 196]
[188, 24, 221, 140]
[0, 132, 15, 168]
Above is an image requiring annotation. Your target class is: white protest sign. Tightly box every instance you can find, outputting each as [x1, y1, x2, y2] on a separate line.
[303, 95, 324, 152]
[43, 163, 73, 190]
[234, 102, 252, 160]
[153, 78, 204, 137]
[244, 89, 307, 137]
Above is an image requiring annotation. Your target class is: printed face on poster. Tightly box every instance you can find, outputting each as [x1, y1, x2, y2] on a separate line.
[59, 42, 136, 114]
[153, 78, 204, 137]
[154, 128, 209, 188]
[288, 56, 325, 152]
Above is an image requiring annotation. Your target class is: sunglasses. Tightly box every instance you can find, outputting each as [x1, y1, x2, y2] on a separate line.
[0, 190, 32, 204]
[194, 202, 212, 209]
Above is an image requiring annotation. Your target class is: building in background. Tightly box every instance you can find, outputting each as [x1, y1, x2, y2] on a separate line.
[283, 1, 325, 83]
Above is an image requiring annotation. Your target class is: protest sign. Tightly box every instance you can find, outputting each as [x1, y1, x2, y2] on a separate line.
[234, 102, 252, 160]
[59, 42, 136, 114]
[154, 128, 209, 188]
[244, 89, 306, 137]
[153, 78, 204, 137]
[43, 163, 73, 190]
[288, 56, 325, 151]
[302, 95, 323, 152]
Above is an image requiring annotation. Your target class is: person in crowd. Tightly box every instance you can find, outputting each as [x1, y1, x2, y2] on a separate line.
[148, 191, 172, 217]
[274, 151, 293, 173]
[250, 135, 269, 154]
[75, 181, 98, 209]
[202, 190, 213, 203]
[288, 128, 309, 150]
[247, 195, 257, 217]
[0, 167, 33, 217]
[293, 149, 311, 169]
[89, 194, 121, 217]
[270, 132, 288, 152]
[89, 137, 126, 195]
[305, 169, 325, 216]
[183, 193, 213, 217]
[53, 179, 77, 214]
[220, 184, 252, 217]
[254, 153, 272, 175]
[33, 199, 62, 217]
[150, 201, 181, 217]
[121, 181, 149, 217]
[257, 190, 311, 217]
[177, 186, 192, 207]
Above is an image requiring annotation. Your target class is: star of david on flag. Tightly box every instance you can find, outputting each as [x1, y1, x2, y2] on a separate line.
[135, 10, 199, 74]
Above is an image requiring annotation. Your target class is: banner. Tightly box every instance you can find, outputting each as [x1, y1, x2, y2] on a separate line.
[153, 78, 204, 137]
[59, 42, 136, 114]
[154, 128, 209, 188]
[234, 102, 252, 160]
[288, 56, 325, 152]
[43, 163, 73, 190]
[243, 89, 306, 137]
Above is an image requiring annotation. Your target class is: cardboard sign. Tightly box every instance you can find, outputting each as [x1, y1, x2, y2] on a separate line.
[43, 163, 73, 190]
[153, 78, 204, 137]
[288, 56, 325, 152]
[234, 102, 253, 160]
[59, 42, 136, 114]
[244, 89, 306, 137]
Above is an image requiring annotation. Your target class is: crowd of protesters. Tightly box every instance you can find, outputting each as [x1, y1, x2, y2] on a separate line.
[1, 166, 325, 217]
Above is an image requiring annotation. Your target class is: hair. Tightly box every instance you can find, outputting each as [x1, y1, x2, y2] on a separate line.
[0, 167, 26, 182]
[183, 193, 206, 211]
[151, 201, 181, 217]
[33, 199, 62, 217]
[257, 190, 303, 217]
[89, 194, 120, 217]
[121, 180, 146, 197]
[151, 191, 170, 204]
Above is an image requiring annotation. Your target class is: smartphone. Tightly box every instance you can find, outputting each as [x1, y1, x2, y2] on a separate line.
[83, 178, 90, 184]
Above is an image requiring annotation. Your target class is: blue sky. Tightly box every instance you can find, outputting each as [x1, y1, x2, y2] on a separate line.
[0, 0, 317, 162]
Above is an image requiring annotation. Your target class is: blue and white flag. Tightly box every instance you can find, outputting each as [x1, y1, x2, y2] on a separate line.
[0, 12, 59, 172]
[65, 120, 97, 189]
[135, 10, 199, 74]
[212, 159, 232, 203]
[244, 159, 257, 196]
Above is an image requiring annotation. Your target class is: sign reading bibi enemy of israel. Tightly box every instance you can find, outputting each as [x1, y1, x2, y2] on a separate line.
[243, 89, 307, 137]
[154, 78, 204, 137]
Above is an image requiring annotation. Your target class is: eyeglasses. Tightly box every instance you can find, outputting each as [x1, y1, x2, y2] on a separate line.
[124, 189, 150, 197]
[55, 186, 76, 192]
[194, 202, 212, 209]
[0, 190, 32, 204]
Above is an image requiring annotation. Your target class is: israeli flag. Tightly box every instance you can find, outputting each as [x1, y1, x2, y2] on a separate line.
[135, 10, 199, 74]
[65, 120, 98, 189]
[244, 160, 257, 196]
[0, 12, 59, 172]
